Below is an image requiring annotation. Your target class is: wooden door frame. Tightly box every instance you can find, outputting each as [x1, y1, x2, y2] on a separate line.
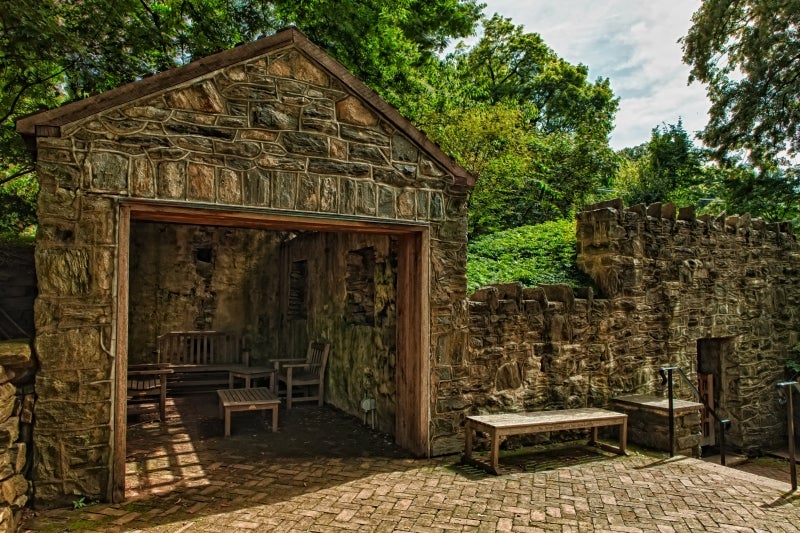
[111, 200, 430, 501]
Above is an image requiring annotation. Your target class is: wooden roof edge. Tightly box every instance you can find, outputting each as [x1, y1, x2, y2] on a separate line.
[15, 26, 475, 188]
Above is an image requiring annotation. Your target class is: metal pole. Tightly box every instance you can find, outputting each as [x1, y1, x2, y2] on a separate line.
[668, 368, 675, 457]
[777, 381, 798, 491]
[788, 385, 797, 491]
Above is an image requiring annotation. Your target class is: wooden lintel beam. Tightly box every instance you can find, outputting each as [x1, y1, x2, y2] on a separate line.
[126, 202, 427, 235]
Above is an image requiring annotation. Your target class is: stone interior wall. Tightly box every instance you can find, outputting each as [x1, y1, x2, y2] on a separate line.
[278, 231, 398, 432]
[0, 245, 35, 339]
[454, 199, 800, 454]
[128, 222, 284, 363]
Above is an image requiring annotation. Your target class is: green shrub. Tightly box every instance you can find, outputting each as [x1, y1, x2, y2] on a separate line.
[466, 219, 593, 293]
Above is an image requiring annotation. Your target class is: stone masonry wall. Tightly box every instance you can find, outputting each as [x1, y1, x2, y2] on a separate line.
[32, 44, 468, 505]
[455, 200, 800, 455]
[127, 222, 284, 363]
[280, 232, 398, 433]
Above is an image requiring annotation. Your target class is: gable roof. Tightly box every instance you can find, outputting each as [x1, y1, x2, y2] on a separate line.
[16, 27, 474, 188]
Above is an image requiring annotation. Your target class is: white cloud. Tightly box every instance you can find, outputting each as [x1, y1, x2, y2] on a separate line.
[479, 0, 710, 149]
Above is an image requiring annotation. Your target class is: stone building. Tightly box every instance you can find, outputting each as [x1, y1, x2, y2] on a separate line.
[16, 28, 474, 506]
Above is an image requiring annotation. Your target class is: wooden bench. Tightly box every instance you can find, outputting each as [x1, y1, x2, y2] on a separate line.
[157, 331, 248, 393]
[217, 387, 280, 437]
[127, 364, 173, 421]
[462, 408, 628, 474]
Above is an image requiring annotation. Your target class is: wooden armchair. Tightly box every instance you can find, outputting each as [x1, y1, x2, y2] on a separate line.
[127, 364, 173, 421]
[273, 342, 330, 409]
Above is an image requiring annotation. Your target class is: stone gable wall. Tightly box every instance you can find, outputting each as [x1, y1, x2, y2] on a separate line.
[32, 45, 468, 506]
[454, 201, 800, 454]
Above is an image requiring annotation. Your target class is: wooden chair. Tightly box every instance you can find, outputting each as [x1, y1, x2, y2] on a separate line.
[273, 342, 330, 409]
[127, 364, 173, 421]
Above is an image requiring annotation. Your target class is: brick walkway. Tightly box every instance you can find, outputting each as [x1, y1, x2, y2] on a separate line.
[22, 397, 800, 532]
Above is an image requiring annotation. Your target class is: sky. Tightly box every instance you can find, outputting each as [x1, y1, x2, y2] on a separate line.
[477, 0, 710, 150]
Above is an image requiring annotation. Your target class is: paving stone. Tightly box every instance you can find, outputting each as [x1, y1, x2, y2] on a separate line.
[20, 397, 800, 532]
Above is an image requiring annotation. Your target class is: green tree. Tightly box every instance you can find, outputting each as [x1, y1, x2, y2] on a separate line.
[682, 0, 800, 165]
[416, 15, 619, 235]
[615, 121, 708, 207]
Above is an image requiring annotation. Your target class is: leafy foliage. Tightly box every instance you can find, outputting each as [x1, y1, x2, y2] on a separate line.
[0, 173, 37, 243]
[414, 15, 619, 236]
[466, 219, 592, 293]
[611, 121, 710, 208]
[682, 0, 800, 166]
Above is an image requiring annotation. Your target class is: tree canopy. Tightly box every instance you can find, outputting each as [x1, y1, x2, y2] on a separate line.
[682, 0, 800, 166]
[413, 15, 619, 236]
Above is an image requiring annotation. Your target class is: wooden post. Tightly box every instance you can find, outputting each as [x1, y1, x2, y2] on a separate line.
[112, 204, 131, 502]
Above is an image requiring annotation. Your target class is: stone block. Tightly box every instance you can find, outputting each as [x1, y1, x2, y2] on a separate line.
[165, 80, 224, 113]
[88, 152, 129, 192]
[221, 82, 277, 101]
[164, 121, 236, 140]
[319, 176, 338, 213]
[34, 329, 109, 373]
[187, 163, 215, 202]
[251, 102, 299, 130]
[0, 475, 26, 505]
[377, 187, 395, 218]
[218, 168, 243, 205]
[0, 344, 30, 368]
[281, 132, 328, 156]
[335, 96, 378, 126]
[297, 175, 319, 211]
[0, 419, 18, 450]
[214, 140, 261, 158]
[397, 190, 416, 220]
[268, 50, 328, 87]
[307, 159, 370, 177]
[340, 125, 389, 146]
[349, 143, 388, 164]
[157, 161, 186, 199]
[274, 172, 297, 209]
[356, 182, 376, 216]
[243, 168, 271, 206]
[392, 133, 418, 162]
[35, 248, 90, 297]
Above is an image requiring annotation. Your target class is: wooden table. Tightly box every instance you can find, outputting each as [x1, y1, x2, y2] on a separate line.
[463, 408, 628, 474]
[228, 366, 277, 392]
[217, 387, 280, 437]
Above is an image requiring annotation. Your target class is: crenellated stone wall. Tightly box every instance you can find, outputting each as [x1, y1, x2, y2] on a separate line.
[454, 199, 800, 454]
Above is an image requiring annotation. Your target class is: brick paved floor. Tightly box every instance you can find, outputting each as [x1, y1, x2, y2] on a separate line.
[22, 395, 800, 532]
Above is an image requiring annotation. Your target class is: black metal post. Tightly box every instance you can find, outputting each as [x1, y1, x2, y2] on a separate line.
[778, 381, 798, 491]
[719, 418, 726, 466]
[667, 368, 675, 457]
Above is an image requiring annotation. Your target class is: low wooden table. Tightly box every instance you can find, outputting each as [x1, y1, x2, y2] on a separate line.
[217, 387, 280, 437]
[462, 408, 628, 474]
[228, 366, 277, 392]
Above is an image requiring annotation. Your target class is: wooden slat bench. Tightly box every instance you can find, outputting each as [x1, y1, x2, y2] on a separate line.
[157, 331, 248, 393]
[217, 387, 280, 437]
[462, 408, 628, 474]
[127, 365, 173, 421]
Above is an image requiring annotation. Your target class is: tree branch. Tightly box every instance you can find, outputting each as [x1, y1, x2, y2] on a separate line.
[0, 167, 35, 186]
